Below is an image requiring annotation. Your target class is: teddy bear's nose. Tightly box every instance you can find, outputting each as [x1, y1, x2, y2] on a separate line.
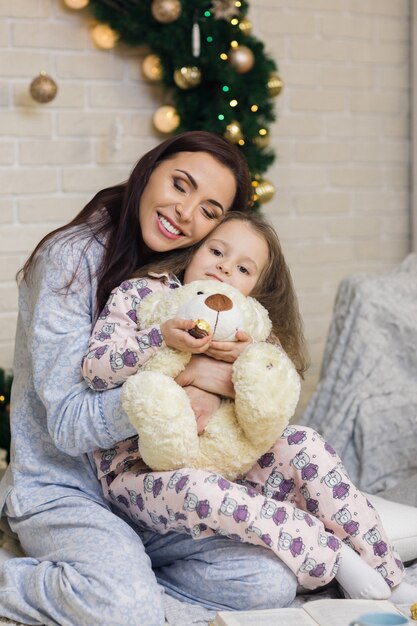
[205, 293, 233, 312]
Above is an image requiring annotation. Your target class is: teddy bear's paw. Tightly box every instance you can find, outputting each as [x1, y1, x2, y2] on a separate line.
[121, 370, 200, 471]
[233, 343, 301, 446]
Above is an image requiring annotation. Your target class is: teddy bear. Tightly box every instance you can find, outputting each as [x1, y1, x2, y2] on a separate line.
[121, 279, 301, 481]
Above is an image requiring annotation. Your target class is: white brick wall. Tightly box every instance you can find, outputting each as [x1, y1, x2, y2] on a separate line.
[0, 0, 411, 414]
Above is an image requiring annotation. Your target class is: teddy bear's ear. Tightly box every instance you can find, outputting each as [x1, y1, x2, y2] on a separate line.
[138, 287, 184, 326]
[240, 296, 272, 342]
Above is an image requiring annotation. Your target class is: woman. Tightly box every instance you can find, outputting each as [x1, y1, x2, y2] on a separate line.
[0, 132, 297, 626]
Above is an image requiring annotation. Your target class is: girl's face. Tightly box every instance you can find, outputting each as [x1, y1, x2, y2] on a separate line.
[184, 219, 269, 296]
[139, 151, 236, 252]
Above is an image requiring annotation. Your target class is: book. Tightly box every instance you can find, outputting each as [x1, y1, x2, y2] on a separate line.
[209, 599, 407, 626]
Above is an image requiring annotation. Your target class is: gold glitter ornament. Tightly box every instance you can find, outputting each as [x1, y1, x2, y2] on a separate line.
[173, 66, 202, 89]
[238, 17, 252, 35]
[29, 72, 58, 104]
[267, 73, 284, 97]
[153, 105, 180, 133]
[142, 54, 163, 82]
[228, 45, 255, 74]
[224, 120, 243, 144]
[252, 179, 275, 204]
[151, 0, 182, 24]
[63, 0, 89, 8]
[253, 132, 270, 149]
[211, 0, 240, 20]
[91, 23, 119, 49]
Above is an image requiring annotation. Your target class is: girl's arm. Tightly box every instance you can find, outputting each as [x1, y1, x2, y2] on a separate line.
[24, 236, 137, 456]
[82, 278, 168, 390]
[175, 355, 235, 399]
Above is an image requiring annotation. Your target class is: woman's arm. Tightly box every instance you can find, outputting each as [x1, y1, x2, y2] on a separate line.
[24, 236, 137, 456]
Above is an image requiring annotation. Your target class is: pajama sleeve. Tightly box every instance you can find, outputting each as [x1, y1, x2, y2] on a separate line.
[24, 236, 139, 456]
[81, 278, 166, 390]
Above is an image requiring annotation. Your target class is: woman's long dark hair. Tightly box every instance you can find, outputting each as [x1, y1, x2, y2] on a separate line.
[20, 131, 252, 314]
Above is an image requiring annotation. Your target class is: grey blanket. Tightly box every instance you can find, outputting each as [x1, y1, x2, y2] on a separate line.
[301, 254, 417, 497]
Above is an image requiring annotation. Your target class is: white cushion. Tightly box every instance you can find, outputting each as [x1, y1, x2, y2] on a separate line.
[366, 493, 417, 563]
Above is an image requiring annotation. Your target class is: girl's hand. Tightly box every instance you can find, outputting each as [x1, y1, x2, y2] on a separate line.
[205, 330, 253, 363]
[161, 318, 212, 354]
[175, 354, 235, 399]
[183, 386, 221, 434]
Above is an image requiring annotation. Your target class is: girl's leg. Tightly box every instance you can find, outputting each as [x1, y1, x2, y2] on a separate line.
[105, 466, 342, 590]
[244, 426, 405, 591]
[0, 495, 164, 626]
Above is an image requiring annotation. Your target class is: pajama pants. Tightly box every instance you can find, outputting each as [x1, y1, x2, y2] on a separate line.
[0, 498, 297, 625]
[101, 426, 405, 591]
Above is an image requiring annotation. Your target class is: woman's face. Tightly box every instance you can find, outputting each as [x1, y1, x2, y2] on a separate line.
[139, 151, 237, 252]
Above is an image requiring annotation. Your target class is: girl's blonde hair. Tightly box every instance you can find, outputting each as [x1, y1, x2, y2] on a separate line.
[137, 212, 309, 376]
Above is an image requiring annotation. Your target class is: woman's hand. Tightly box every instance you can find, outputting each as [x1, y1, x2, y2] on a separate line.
[161, 318, 212, 353]
[205, 330, 253, 363]
[183, 386, 221, 434]
[175, 354, 235, 399]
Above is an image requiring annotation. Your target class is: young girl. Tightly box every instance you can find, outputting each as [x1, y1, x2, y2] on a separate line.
[85, 211, 415, 606]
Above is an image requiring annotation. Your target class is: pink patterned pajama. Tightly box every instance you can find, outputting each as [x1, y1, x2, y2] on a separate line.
[95, 426, 404, 591]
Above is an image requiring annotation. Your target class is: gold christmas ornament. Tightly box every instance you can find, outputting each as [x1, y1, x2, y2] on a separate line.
[29, 71, 58, 104]
[63, 0, 89, 8]
[173, 66, 202, 89]
[142, 54, 163, 82]
[252, 179, 275, 204]
[238, 17, 252, 35]
[224, 120, 243, 144]
[153, 105, 180, 133]
[228, 45, 255, 74]
[267, 73, 284, 97]
[91, 23, 119, 49]
[211, 0, 240, 19]
[253, 132, 270, 149]
[151, 0, 182, 24]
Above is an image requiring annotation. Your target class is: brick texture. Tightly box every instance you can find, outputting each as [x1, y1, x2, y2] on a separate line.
[0, 0, 411, 417]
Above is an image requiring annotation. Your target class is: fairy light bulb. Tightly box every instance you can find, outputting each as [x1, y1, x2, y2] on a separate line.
[230, 40, 239, 48]
[251, 104, 258, 112]
[229, 99, 238, 107]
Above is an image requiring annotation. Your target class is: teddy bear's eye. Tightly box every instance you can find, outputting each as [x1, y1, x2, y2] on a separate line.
[197, 291, 204, 295]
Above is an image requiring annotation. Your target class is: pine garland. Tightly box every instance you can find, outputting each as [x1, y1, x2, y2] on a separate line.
[87, 0, 281, 203]
[0, 368, 12, 461]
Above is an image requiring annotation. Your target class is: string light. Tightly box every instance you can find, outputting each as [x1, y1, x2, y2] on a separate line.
[238, 139, 245, 145]
[251, 104, 258, 112]
[259, 128, 267, 135]
[218, 114, 225, 120]
[207, 36, 213, 42]
[235, 1, 242, 6]
[0, 396, 4, 403]
[231, 18, 239, 25]
[204, 10, 211, 17]
[230, 40, 238, 48]
[222, 85, 230, 92]
[229, 99, 238, 107]
[220, 53, 228, 60]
